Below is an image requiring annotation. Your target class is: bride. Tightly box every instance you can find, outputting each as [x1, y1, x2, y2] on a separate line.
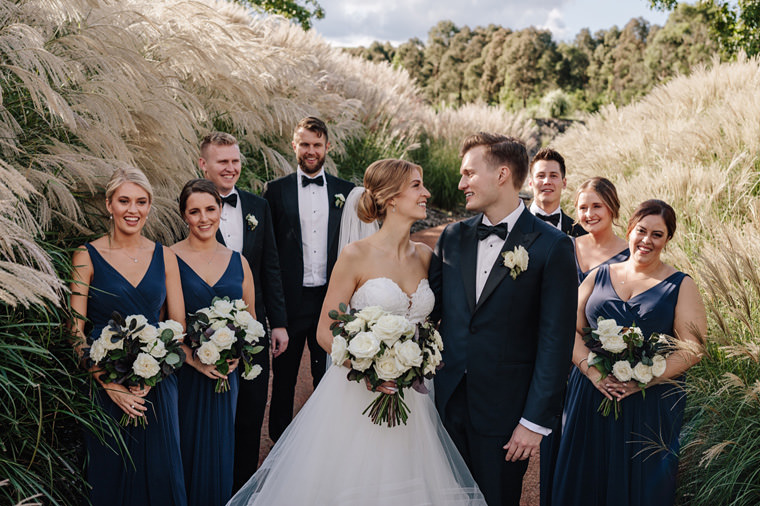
[227, 159, 485, 505]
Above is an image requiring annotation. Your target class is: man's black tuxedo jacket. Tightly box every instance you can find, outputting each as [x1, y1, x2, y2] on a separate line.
[560, 210, 587, 238]
[216, 189, 287, 328]
[263, 172, 354, 320]
[430, 208, 577, 436]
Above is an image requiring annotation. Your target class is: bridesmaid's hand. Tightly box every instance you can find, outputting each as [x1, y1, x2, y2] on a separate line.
[585, 366, 616, 401]
[365, 377, 397, 395]
[129, 385, 151, 397]
[611, 381, 643, 401]
[103, 383, 148, 419]
[227, 358, 239, 373]
[192, 360, 227, 381]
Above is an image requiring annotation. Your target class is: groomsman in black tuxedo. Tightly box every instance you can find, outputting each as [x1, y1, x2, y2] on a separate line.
[527, 147, 584, 506]
[430, 133, 577, 506]
[528, 148, 587, 238]
[198, 132, 290, 490]
[264, 117, 354, 441]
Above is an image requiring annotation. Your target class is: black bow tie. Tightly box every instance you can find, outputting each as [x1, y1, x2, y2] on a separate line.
[536, 213, 560, 226]
[477, 222, 509, 241]
[301, 175, 324, 187]
[221, 193, 238, 207]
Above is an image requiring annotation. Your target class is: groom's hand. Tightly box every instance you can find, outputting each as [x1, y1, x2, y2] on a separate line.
[503, 424, 542, 462]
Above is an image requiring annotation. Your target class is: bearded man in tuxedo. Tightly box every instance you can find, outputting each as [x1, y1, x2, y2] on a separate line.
[430, 133, 576, 506]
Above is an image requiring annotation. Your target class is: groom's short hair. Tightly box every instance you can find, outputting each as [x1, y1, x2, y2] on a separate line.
[460, 132, 529, 190]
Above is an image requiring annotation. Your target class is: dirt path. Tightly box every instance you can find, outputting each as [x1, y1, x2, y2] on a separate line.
[256, 223, 540, 506]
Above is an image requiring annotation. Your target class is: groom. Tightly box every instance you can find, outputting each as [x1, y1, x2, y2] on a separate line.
[430, 132, 577, 506]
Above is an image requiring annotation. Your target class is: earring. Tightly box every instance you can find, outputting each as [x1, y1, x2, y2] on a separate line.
[109, 214, 113, 220]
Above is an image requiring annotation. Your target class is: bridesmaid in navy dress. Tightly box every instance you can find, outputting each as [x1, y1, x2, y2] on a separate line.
[171, 179, 257, 506]
[572, 177, 630, 284]
[69, 168, 187, 506]
[552, 200, 707, 506]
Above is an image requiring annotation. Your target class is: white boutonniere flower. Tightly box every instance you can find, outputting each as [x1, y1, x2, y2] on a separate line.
[334, 193, 346, 208]
[501, 245, 529, 280]
[246, 213, 258, 231]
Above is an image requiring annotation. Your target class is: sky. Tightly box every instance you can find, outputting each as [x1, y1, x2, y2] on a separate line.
[312, 0, 670, 47]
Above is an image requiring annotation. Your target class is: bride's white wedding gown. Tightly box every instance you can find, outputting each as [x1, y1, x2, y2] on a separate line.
[227, 277, 486, 506]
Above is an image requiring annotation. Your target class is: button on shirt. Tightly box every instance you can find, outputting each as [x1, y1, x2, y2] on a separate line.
[218, 188, 243, 253]
[297, 168, 328, 287]
[529, 201, 562, 231]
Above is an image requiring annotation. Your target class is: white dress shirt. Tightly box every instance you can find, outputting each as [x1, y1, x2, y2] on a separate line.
[475, 201, 551, 436]
[529, 201, 562, 231]
[297, 167, 329, 287]
[219, 188, 243, 253]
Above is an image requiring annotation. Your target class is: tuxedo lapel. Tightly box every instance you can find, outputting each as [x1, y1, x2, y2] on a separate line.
[475, 209, 540, 312]
[238, 190, 254, 259]
[215, 228, 226, 246]
[283, 174, 303, 254]
[325, 175, 341, 252]
[459, 217, 479, 315]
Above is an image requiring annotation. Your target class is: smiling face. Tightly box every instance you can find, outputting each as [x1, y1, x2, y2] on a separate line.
[576, 189, 613, 234]
[200, 143, 241, 195]
[106, 182, 151, 235]
[183, 191, 221, 241]
[628, 214, 669, 265]
[292, 127, 329, 176]
[458, 145, 503, 215]
[391, 168, 430, 221]
[529, 159, 566, 213]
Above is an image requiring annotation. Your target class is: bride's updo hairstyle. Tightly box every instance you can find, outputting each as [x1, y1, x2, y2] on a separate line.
[357, 159, 423, 223]
[105, 167, 154, 203]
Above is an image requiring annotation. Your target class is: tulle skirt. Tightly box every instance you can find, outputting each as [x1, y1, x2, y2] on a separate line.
[227, 365, 486, 506]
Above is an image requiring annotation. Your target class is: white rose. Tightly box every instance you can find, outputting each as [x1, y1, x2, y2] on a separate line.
[89, 338, 108, 363]
[394, 340, 423, 368]
[346, 331, 381, 359]
[210, 327, 236, 350]
[242, 364, 263, 380]
[158, 320, 185, 341]
[212, 298, 234, 318]
[245, 319, 265, 343]
[234, 310, 255, 328]
[343, 318, 366, 335]
[372, 314, 414, 347]
[233, 299, 248, 311]
[651, 355, 667, 377]
[197, 307, 214, 320]
[632, 362, 654, 384]
[99, 328, 124, 350]
[210, 320, 228, 331]
[612, 360, 633, 382]
[351, 357, 373, 372]
[125, 314, 148, 331]
[355, 306, 385, 324]
[502, 250, 516, 269]
[596, 318, 624, 340]
[600, 334, 627, 354]
[432, 329, 444, 351]
[330, 335, 348, 365]
[136, 324, 159, 344]
[133, 352, 160, 379]
[514, 245, 529, 270]
[143, 338, 168, 358]
[197, 341, 221, 365]
[374, 350, 405, 381]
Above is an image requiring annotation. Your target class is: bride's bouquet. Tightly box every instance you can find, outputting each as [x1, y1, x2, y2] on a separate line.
[185, 296, 265, 393]
[329, 303, 444, 427]
[583, 316, 671, 419]
[87, 312, 186, 426]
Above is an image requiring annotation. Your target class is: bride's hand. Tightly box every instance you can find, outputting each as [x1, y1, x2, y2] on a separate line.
[365, 377, 397, 395]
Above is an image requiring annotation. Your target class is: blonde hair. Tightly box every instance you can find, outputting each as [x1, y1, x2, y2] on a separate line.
[105, 167, 153, 203]
[357, 159, 422, 223]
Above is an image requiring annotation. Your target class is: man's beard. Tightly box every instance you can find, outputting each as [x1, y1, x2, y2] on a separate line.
[298, 153, 326, 175]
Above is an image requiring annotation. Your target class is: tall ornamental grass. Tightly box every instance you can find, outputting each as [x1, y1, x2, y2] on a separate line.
[553, 54, 760, 505]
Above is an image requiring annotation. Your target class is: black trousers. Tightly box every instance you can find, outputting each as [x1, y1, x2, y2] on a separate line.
[443, 376, 529, 506]
[232, 336, 270, 491]
[268, 285, 328, 442]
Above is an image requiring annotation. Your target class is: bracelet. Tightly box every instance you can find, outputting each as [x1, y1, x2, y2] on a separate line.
[578, 358, 589, 374]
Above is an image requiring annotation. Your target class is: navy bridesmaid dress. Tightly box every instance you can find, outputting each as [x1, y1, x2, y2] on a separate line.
[83, 242, 186, 506]
[572, 236, 630, 284]
[552, 264, 688, 506]
[176, 252, 243, 506]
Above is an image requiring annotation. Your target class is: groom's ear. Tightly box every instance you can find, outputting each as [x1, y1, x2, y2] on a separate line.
[496, 165, 511, 186]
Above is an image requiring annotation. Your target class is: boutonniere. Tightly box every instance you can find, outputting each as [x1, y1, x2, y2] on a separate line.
[501, 245, 529, 280]
[246, 213, 258, 231]
[334, 193, 346, 208]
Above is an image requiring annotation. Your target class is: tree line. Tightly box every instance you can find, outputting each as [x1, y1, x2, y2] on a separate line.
[344, 4, 720, 115]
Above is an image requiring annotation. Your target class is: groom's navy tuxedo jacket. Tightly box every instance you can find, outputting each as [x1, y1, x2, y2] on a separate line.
[263, 172, 354, 320]
[430, 208, 577, 436]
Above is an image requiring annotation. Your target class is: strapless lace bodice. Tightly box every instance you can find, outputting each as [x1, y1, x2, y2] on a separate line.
[349, 277, 434, 325]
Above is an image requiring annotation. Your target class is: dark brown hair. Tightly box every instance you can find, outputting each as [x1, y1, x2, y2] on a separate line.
[179, 178, 222, 217]
[293, 116, 329, 143]
[460, 132, 529, 190]
[626, 199, 677, 239]
[574, 177, 621, 222]
[357, 159, 423, 223]
[530, 148, 566, 178]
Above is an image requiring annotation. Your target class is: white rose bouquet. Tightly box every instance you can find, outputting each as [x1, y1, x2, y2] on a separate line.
[328, 303, 444, 428]
[185, 296, 265, 393]
[582, 316, 672, 418]
[86, 312, 186, 426]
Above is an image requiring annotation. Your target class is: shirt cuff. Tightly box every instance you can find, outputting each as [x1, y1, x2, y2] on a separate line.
[519, 418, 552, 436]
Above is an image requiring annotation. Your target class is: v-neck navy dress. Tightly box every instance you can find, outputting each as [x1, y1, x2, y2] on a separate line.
[84, 242, 186, 506]
[176, 252, 243, 506]
[552, 264, 688, 506]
